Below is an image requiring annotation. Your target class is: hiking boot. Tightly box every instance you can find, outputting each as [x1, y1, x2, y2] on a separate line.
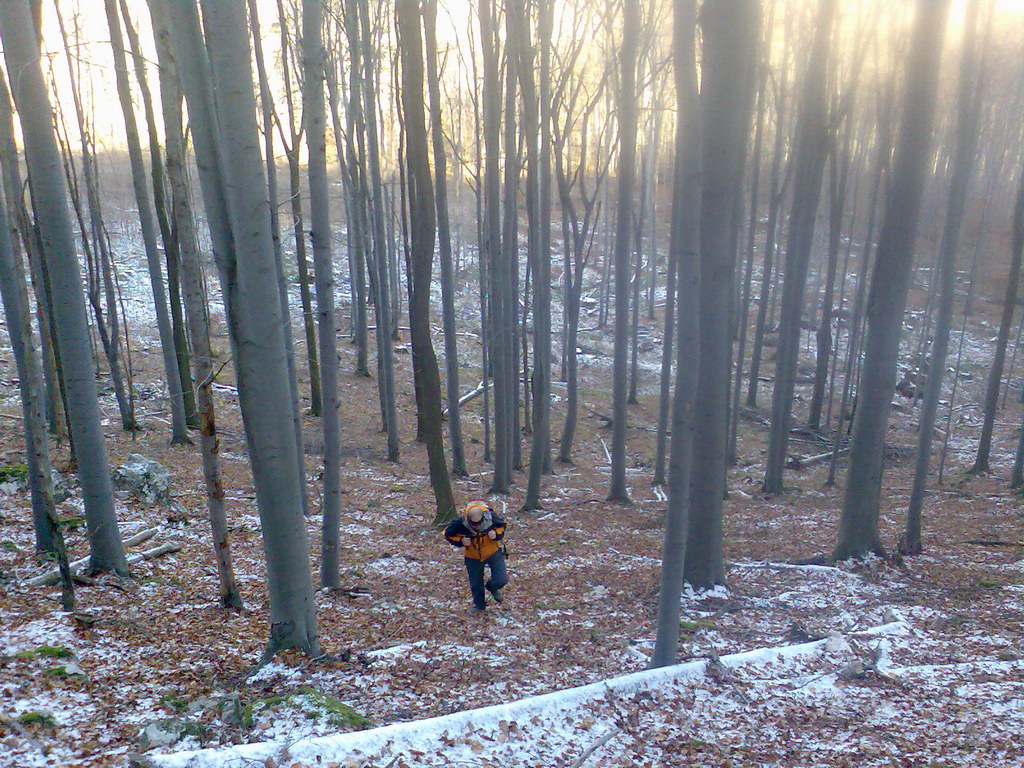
[471, 603, 486, 613]
[490, 588, 503, 604]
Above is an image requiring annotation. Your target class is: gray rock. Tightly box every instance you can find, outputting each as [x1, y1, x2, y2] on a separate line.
[138, 719, 185, 750]
[51, 470, 73, 504]
[219, 693, 242, 726]
[187, 697, 216, 715]
[113, 454, 172, 506]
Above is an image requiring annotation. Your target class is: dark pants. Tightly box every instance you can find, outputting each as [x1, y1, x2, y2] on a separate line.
[465, 551, 507, 609]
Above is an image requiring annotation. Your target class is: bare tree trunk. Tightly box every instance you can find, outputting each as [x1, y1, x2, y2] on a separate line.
[397, 0, 458, 525]
[608, 0, 640, 504]
[423, 0, 467, 478]
[162, 0, 319, 658]
[684, 0, 759, 589]
[972, 216, 1024, 471]
[516, 0, 553, 509]
[51, 3, 135, 433]
[835, 0, 950, 561]
[103, 0, 189, 445]
[117, 0, 196, 429]
[1, 0, 128, 575]
[482, 0, 511, 493]
[326, 61, 370, 377]
[652, 242, 676, 486]
[356, 0, 400, 461]
[276, 0, 323, 419]
[763, 0, 838, 493]
[0, 186, 73, 609]
[0, 69, 65, 440]
[902, 0, 984, 553]
[149, 0, 242, 609]
[651, 0, 701, 667]
[808, 124, 853, 432]
[628, 152, 646, 407]
[301, 0, 343, 587]
[248, 0, 310, 518]
[728, 34, 768, 464]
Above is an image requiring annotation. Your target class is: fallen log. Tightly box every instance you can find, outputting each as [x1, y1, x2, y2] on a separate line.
[787, 448, 848, 470]
[442, 380, 485, 418]
[965, 538, 1018, 547]
[27, 527, 159, 587]
[130, 542, 180, 565]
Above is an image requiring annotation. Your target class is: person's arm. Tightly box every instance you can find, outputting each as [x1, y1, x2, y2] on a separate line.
[488, 514, 506, 541]
[444, 519, 469, 547]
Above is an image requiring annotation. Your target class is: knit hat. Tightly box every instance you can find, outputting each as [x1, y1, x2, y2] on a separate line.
[464, 500, 488, 520]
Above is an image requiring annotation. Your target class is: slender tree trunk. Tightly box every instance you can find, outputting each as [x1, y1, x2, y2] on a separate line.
[1, 0, 128, 575]
[652, 240, 677, 486]
[301, 0, 343, 587]
[652, 0, 701, 668]
[149, 0, 242, 608]
[397, 0, 458, 525]
[763, 0, 838, 493]
[901, 0, 984, 553]
[808, 128, 853, 432]
[684, 0, 759, 589]
[0, 70, 65, 440]
[248, 0, 310, 520]
[0, 187, 74, 609]
[972, 219, 1024, 471]
[118, 0, 196, 429]
[423, 0, 467, 478]
[326, 63, 370, 377]
[103, 0, 189, 445]
[276, 2, 323, 419]
[628, 153, 646, 406]
[518, 0, 553, 509]
[728, 35, 769, 462]
[51, 4, 135, 433]
[608, 0, 640, 504]
[162, 0, 319, 658]
[482, 0, 510, 493]
[356, 0, 400, 461]
[835, 0, 950, 561]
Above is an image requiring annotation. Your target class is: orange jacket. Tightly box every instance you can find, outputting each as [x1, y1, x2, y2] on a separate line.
[444, 513, 506, 561]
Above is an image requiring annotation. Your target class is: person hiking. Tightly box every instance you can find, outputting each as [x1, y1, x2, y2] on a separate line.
[444, 501, 507, 612]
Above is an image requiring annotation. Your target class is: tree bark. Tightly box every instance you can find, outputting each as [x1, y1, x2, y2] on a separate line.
[608, 0, 640, 504]
[248, 0, 310, 518]
[300, 0, 343, 587]
[423, 0, 468, 479]
[149, 0, 243, 609]
[356, 0, 400, 461]
[651, 0, 701, 668]
[162, 0, 319, 657]
[902, 0, 984, 552]
[481, 0, 511, 493]
[763, 0, 838, 493]
[396, 0, 458, 525]
[835, 0, 950, 561]
[117, 0, 196, 429]
[276, 0, 323, 419]
[1, 0, 128, 575]
[684, 0, 759, 589]
[103, 0, 189, 445]
[51, 4, 135, 433]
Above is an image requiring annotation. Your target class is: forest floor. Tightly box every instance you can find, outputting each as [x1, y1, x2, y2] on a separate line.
[2, 248, 1024, 767]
